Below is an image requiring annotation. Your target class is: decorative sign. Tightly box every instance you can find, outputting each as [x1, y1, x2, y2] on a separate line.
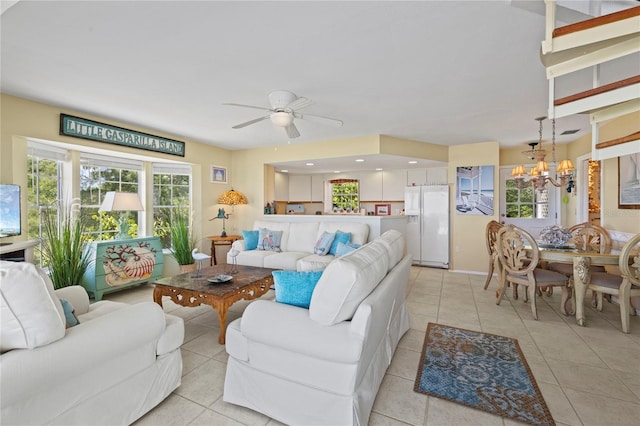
[60, 114, 185, 157]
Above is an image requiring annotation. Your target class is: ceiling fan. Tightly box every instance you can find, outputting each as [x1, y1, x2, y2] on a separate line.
[223, 90, 343, 139]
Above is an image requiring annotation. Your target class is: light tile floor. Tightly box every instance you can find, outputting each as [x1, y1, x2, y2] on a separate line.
[103, 266, 640, 425]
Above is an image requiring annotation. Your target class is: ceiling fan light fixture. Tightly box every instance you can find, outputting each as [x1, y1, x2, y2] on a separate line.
[271, 111, 293, 127]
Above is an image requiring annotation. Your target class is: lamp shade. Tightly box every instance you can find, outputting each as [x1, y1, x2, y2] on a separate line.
[99, 191, 143, 212]
[218, 189, 248, 205]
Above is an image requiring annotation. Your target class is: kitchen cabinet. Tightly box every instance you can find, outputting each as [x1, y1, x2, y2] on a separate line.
[407, 169, 428, 186]
[82, 237, 164, 300]
[427, 167, 448, 184]
[289, 175, 312, 201]
[275, 172, 289, 201]
[382, 169, 406, 200]
[311, 174, 324, 202]
[358, 171, 382, 201]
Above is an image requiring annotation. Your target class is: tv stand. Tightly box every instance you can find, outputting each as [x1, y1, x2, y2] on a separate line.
[0, 239, 39, 263]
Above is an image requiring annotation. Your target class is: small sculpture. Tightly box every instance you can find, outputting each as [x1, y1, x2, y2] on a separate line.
[191, 248, 211, 278]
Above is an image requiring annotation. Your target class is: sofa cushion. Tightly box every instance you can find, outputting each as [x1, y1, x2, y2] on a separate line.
[329, 231, 351, 255]
[257, 228, 283, 252]
[288, 222, 320, 253]
[242, 230, 259, 250]
[374, 230, 405, 270]
[263, 252, 310, 270]
[234, 250, 277, 268]
[296, 254, 335, 272]
[59, 298, 79, 327]
[0, 261, 66, 352]
[309, 242, 389, 325]
[273, 270, 323, 309]
[314, 231, 335, 255]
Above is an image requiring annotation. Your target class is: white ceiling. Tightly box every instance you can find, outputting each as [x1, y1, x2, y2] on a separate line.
[1, 1, 638, 174]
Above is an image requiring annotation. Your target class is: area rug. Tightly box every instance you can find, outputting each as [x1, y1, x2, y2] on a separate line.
[414, 323, 555, 426]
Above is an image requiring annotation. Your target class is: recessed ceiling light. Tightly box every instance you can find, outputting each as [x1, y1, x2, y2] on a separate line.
[408, 160, 418, 164]
[375, 168, 383, 171]
[281, 169, 288, 173]
[333, 170, 341, 173]
[306, 163, 314, 166]
[355, 159, 365, 162]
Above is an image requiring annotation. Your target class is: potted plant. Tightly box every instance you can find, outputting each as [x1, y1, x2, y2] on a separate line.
[39, 200, 92, 289]
[170, 208, 197, 272]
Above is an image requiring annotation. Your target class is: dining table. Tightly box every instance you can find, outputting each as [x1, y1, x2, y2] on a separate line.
[535, 244, 621, 327]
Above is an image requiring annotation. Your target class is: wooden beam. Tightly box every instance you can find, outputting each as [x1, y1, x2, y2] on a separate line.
[595, 131, 640, 149]
[554, 75, 640, 106]
[553, 6, 640, 38]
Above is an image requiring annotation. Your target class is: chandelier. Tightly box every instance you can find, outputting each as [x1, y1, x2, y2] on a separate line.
[511, 117, 575, 191]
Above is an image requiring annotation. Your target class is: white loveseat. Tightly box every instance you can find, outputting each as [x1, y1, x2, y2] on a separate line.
[223, 230, 410, 425]
[0, 261, 184, 426]
[227, 219, 370, 271]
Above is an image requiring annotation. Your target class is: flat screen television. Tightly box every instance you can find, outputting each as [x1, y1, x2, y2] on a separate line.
[0, 184, 21, 238]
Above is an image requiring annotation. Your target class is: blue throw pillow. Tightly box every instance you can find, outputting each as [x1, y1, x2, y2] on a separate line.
[314, 231, 335, 256]
[329, 231, 351, 255]
[59, 298, 79, 327]
[242, 230, 259, 251]
[257, 228, 283, 252]
[273, 270, 323, 309]
[335, 241, 361, 257]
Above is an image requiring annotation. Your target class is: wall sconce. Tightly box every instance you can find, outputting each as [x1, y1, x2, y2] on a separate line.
[99, 191, 144, 239]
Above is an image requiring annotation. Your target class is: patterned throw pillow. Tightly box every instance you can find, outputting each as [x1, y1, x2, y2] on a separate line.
[314, 231, 336, 256]
[273, 270, 324, 309]
[242, 230, 259, 251]
[257, 228, 283, 252]
[329, 231, 351, 255]
[335, 241, 361, 257]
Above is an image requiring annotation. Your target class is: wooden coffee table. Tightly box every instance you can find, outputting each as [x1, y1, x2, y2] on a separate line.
[152, 265, 275, 344]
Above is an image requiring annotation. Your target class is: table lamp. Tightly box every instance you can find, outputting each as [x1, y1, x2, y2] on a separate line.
[99, 191, 144, 240]
[210, 189, 248, 237]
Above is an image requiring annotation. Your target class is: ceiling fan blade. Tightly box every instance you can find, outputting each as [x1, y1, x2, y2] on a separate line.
[293, 112, 343, 128]
[223, 103, 273, 112]
[285, 97, 313, 111]
[285, 122, 300, 139]
[232, 116, 269, 129]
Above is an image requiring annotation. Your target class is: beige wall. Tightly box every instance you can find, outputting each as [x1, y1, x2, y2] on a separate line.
[449, 141, 500, 273]
[0, 94, 232, 254]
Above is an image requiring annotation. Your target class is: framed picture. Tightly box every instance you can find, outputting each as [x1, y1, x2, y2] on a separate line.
[210, 165, 227, 184]
[618, 154, 640, 209]
[455, 165, 494, 215]
[375, 203, 391, 216]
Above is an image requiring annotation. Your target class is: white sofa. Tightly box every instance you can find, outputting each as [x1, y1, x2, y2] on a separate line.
[0, 261, 184, 426]
[223, 230, 410, 425]
[227, 219, 370, 271]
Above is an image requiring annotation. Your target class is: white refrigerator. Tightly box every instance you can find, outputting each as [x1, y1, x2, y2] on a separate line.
[404, 185, 450, 268]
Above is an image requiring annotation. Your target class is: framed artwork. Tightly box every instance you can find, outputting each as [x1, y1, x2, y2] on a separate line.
[210, 165, 227, 184]
[455, 165, 494, 215]
[375, 203, 391, 216]
[618, 154, 640, 209]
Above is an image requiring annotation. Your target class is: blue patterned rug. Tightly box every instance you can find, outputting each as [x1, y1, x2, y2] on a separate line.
[414, 323, 555, 425]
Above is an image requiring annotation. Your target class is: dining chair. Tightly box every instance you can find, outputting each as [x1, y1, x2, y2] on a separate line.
[495, 224, 571, 320]
[587, 232, 640, 333]
[548, 222, 611, 276]
[483, 220, 503, 290]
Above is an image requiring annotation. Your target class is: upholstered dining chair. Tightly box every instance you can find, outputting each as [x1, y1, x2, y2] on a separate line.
[483, 220, 503, 290]
[495, 224, 571, 320]
[586, 232, 640, 333]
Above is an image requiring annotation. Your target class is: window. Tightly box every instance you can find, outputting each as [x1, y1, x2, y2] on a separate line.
[27, 145, 64, 266]
[330, 179, 359, 212]
[152, 164, 192, 248]
[80, 154, 142, 241]
[504, 179, 549, 219]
